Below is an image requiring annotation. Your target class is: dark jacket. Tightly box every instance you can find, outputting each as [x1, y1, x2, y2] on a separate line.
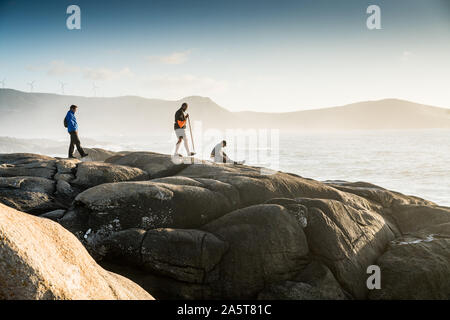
[65, 110, 78, 133]
[174, 108, 187, 129]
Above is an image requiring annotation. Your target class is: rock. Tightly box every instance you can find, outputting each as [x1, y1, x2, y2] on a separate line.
[55, 159, 79, 174]
[105, 152, 187, 178]
[56, 180, 75, 198]
[0, 203, 153, 300]
[141, 228, 228, 284]
[202, 204, 309, 299]
[40, 209, 66, 221]
[64, 179, 239, 237]
[258, 261, 348, 300]
[296, 198, 396, 299]
[98, 228, 147, 265]
[328, 181, 435, 208]
[0, 153, 56, 179]
[388, 205, 450, 234]
[0, 176, 57, 214]
[177, 164, 376, 211]
[71, 161, 149, 188]
[74, 148, 124, 162]
[369, 235, 450, 300]
[54, 173, 75, 182]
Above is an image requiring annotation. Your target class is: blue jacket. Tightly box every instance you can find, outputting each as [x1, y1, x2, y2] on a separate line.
[65, 110, 78, 133]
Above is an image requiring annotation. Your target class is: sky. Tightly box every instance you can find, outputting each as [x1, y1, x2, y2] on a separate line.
[0, 0, 449, 112]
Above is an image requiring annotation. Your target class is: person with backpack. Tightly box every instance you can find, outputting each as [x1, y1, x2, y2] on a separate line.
[210, 140, 245, 165]
[64, 105, 88, 159]
[174, 102, 196, 157]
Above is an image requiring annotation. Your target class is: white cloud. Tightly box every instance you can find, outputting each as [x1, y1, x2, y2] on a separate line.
[142, 74, 228, 98]
[47, 60, 80, 76]
[82, 67, 134, 81]
[147, 50, 191, 65]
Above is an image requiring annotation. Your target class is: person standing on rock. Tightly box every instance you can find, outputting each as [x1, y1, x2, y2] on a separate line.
[210, 140, 245, 165]
[65, 105, 88, 159]
[174, 102, 195, 157]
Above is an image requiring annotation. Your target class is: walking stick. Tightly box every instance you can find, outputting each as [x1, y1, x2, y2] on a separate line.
[188, 116, 195, 154]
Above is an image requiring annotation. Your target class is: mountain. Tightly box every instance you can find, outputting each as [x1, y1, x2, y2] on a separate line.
[0, 89, 449, 138]
[237, 99, 450, 131]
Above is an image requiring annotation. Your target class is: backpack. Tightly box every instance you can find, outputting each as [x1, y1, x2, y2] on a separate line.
[64, 117, 68, 128]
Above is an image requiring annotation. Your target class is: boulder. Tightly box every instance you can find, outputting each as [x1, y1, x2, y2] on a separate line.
[257, 261, 348, 300]
[71, 161, 149, 188]
[74, 148, 124, 162]
[105, 152, 187, 178]
[328, 181, 435, 208]
[202, 204, 309, 299]
[296, 198, 396, 299]
[0, 153, 56, 179]
[388, 205, 450, 234]
[369, 235, 450, 299]
[55, 159, 79, 174]
[177, 164, 377, 211]
[40, 209, 66, 221]
[62, 179, 239, 237]
[0, 203, 153, 300]
[141, 228, 228, 284]
[0, 176, 57, 214]
[56, 179, 75, 198]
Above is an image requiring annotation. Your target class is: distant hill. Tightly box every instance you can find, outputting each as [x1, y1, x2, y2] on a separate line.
[0, 89, 449, 137]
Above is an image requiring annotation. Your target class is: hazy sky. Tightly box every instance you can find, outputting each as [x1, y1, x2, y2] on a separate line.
[1, 0, 449, 112]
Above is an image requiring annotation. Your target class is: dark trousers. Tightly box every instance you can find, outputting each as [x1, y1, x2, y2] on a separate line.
[68, 131, 86, 157]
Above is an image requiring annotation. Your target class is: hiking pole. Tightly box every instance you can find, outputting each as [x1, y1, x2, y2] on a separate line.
[188, 116, 196, 154]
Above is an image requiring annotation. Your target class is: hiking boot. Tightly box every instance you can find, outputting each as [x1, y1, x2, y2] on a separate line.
[81, 153, 89, 158]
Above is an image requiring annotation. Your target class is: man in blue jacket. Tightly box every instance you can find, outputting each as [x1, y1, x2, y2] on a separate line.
[65, 105, 88, 159]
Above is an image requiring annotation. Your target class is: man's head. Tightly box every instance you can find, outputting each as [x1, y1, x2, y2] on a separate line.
[181, 103, 188, 111]
[70, 105, 78, 113]
[222, 140, 227, 147]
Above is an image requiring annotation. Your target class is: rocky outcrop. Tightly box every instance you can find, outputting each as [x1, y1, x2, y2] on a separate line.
[74, 148, 128, 162]
[0, 203, 153, 300]
[369, 235, 450, 299]
[0, 151, 448, 300]
[257, 261, 348, 300]
[71, 161, 149, 188]
[105, 152, 187, 178]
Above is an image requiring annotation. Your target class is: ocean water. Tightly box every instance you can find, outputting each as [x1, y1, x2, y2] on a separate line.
[275, 129, 449, 207]
[86, 129, 449, 207]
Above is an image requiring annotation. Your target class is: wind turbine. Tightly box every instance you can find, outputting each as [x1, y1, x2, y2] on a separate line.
[0, 78, 5, 89]
[27, 81, 35, 92]
[59, 81, 67, 94]
[92, 82, 99, 97]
